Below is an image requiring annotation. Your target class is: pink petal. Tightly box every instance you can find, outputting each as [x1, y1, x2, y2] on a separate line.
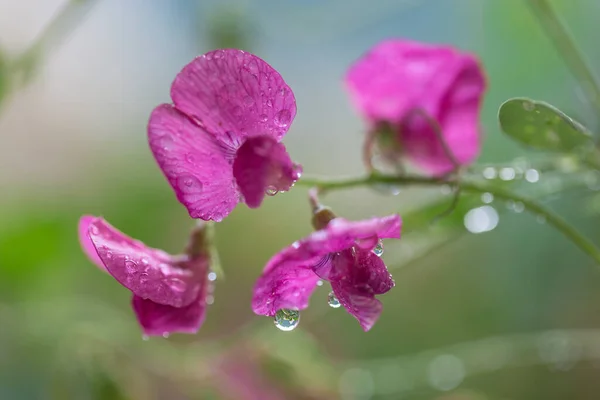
[331, 281, 382, 332]
[87, 217, 203, 308]
[170, 49, 296, 144]
[78, 215, 106, 271]
[252, 215, 400, 318]
[132, 294, 206, 336]
[148, 104, 239, 222]
[345, 39, 485, 175]
[251, 247, 322, 317]
[233, 135, 301, 208]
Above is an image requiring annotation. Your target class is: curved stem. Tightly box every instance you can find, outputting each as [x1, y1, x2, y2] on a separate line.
[297, 173, 600, 265]
[527, 0, 600, 116]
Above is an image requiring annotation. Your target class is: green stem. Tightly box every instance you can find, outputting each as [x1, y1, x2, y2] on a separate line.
[527, 0, 600, 115]
[297, 173, 600, 265]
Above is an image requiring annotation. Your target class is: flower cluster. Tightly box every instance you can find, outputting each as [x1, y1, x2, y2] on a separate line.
[79, 42, 485, 335]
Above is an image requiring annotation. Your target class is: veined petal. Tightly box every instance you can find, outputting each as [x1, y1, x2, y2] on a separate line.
[331, 281, 382, 332]
[252, 246, 322, 317]
[132, 294, 207, 336]
[87, 217, 202, 308]
[233, 135, 301, 208]
[78, 215, 106, 271]
[171, 49, 296, 144]
[148, 104, 239, 222]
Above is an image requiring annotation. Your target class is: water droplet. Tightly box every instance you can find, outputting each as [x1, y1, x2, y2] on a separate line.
[177, 175, 203, 194]
[481, 192, 494, 204]
[525, 169, 540, 183]
[139, 272, 149, 284]
[482, 167, 497, 179]
[207, 272, 217, 281]
[522, 100, 535, 111]
[244, 96, 254, 106]
[166, 277, 187, 292]
[274, 309, 300, 331]
[328, 292, 341, 308]
[265, 186, 278, 196]
[246, 60, 259, 74]
[105, 251, 113, 259]
[499, 167, 516, 181]
[316, 280, 324, 287]
[274, 109, 291, 127]
[206, 294, 215, 305]
[537, 215, 547, 224]
[266, 99, 273, 108]
[464, 206, 499, 234]
[293, 163, 303, 179]
[158, 135, 173, 150]
[213, 50, 224, 59]
[125, 260, 137, 273]
[372, 241, 384, 256]
[90, 225, 99, 235]
[259, 114, 268, 123]
[142, 335, 149, 341]
[140, 258, 149, 266]
[513, 202, 525, 213]
[162, 332, 170, 338]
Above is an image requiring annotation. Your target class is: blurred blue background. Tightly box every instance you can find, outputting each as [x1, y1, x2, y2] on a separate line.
[2, 0, 600, 398]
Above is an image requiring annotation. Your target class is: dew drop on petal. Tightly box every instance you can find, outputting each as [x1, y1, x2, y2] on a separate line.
[177, 175, 203, 194]
[328, 292, 341, 308]
[90, 225, 99, 235]
[207, 271, 217, 282]
[158, 135, 174, 150]
[372, 240, 384, 257]
[165, 277, 187, 293]
[246, 59, 259, 74]
[274, 309, 300, 331]
[206, 294, 215, 305]
[266, 99, 273, 108]
[265, 186, 278, 196]
[274, 109, 291, 127]
[125, 260, 137, 273]
[139, 272, 149, 284]
[259, 114, 268, 123]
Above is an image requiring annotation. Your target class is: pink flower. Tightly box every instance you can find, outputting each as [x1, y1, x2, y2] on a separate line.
[252, 214, 401, 331]
[148, 49, 302, 222]
[345, 39, 486, 175]
[78, 216, 211, 336]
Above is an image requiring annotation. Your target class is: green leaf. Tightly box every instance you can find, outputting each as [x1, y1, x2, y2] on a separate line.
[498, 97, 593, 152]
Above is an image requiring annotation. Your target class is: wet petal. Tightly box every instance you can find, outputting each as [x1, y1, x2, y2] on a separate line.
[252, 246, 322, 317]
[148, 104, 239, 221]
[171, 49, 296, 144]
[132, 295, 206, 336]
[331, 281, 382, 332]
[87, 217, 202, 308]
[233, 135, 301, 208]
[78, 215, 105, 271]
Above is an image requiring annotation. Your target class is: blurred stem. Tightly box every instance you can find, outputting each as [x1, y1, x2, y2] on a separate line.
[297, 173, 600, 265]
[527, 0, 600, 116]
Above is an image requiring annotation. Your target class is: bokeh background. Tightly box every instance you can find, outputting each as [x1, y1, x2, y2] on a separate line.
[3, 0, 600, 399]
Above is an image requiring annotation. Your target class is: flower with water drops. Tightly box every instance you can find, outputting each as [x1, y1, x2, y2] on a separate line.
[345, 39, 486, 176]
[78, 216, 216, 336]
[274, 309, 300, 331]
[252, 196, 401, 331]
[148, 49, 302, 222]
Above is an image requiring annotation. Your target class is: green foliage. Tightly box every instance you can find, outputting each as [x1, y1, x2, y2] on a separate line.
[498, 97, 594, 152]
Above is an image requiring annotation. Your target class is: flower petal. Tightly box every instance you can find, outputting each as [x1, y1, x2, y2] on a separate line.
[148, 104, 239, 221]
[252, 246, 322, 317]
[345, 39, 485, 175]
[132, 294, 206, 336]
[233, 135, 301, 208]
[87, 217, 202, 308]
[331, 280, 382, 332]
[78, 215, 106, 271]
[171, 49, 296, 144]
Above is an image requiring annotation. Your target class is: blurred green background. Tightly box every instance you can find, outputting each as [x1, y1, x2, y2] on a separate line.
[3, 0, 600, 399]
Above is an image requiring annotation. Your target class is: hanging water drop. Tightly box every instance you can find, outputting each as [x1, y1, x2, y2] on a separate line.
[372, 241, 384, 257]
[274, 109, 291, 127]
[265, 186, 278, 196]
[162, 332, 170, 339]
[328, 292, 341, 308]
[274, 309, 300, 331]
